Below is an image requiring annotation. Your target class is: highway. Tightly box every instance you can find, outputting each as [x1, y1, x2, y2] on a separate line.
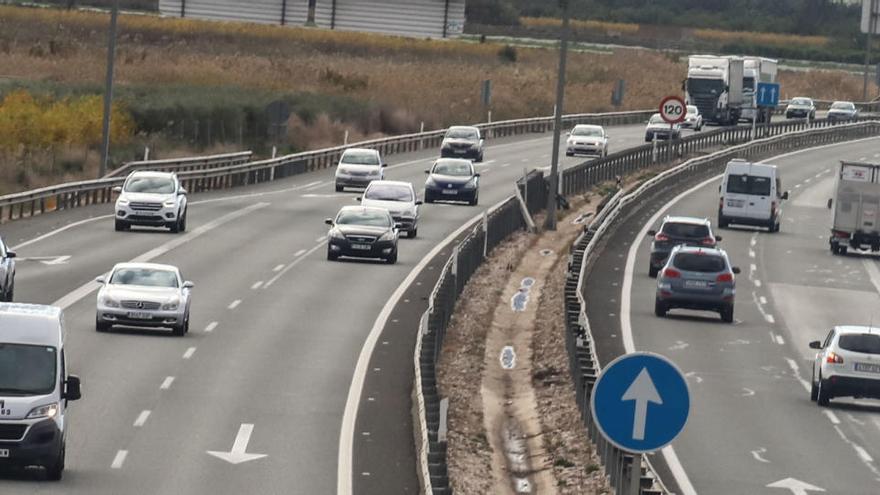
[586, 137, 880, 494]
[0, 122, 656, 493]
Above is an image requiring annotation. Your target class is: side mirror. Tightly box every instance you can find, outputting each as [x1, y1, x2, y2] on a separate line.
[647, 230, 657, 237]
[179, 187, 188, 195]
[474, 173, 481, 177]
[715, 236, 723, 242]
[424, 170, 430, 174]
[64, 375, 82, 401]
[381, 163, 388, 168]
[324, 218, 334, 226]
[112, 186, 122, 194]
[781, 191, 789, 200]
[183, 281, 195, 289]
[415, 200, 423, 206]
[95, 276, 106, 284]
[827, 198, 833, 210]
[394, 222, 404, 230]
[731, 266, 741, 274]
[355, 197, 362, 202]
[809, 340, 822, 350]
[5, 250, 15, 259]
[566, 132, 571, 137]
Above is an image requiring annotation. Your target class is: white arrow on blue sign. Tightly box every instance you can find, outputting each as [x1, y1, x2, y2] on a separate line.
[757, 82, 780, 108]
[590, 352, 690, 453]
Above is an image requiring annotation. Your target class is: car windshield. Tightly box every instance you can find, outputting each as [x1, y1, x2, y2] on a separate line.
[838, 333, 880, 354]
[791, 98, 811, 106]
[662, 222, 710, 238]
[336, 210, 391, 227]
[365, 184, 413, 202]
[572, 127, 603, 137]
[673, 253, 726, 273]
[831, 102, 854, 110]
[0, 344, 56, 396]
[649, 115, 665, 124]
[433, 161, 473, 177]
[110, 268, 179, 288]
[342, 151, 379, 166]
[124, 177, 175, 194]
[446, 128, 478, 140]
[726, 174, 772, 196]
[686, 106, 698, 115]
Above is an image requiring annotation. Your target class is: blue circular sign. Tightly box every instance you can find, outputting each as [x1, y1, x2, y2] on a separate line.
[590, 352, 690, 453]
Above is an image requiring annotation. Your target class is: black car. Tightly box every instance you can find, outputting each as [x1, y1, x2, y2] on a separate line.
[440, 126, 484, 162]
[0, 236, 15, 302]
[326, 206, 400, 264]
[647, 216, 720, 278]
[424, 158, 480, 205]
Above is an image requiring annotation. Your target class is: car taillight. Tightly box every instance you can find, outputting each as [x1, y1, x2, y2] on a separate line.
[832, 230, 850, 239]
[655, 233, 670, 242]
[716, 273, 733, 282]
[826, 352, 844, 364]
[771, 201, 777, 214]
[663, 268, 681, 278]
[701, 237, 715, 245]
[719, 197, 724, 210]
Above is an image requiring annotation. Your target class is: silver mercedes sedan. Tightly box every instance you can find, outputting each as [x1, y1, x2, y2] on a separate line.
[95, 262, 194, 336]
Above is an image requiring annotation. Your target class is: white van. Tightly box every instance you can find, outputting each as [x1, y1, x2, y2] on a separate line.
[0, 303, 81, 480]
[718, 159, 789, 232]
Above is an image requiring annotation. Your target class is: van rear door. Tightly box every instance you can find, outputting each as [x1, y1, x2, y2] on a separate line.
[723, 167, 773, 220]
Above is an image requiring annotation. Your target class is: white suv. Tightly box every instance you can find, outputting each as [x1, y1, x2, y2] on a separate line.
[810, 326, 880, 406]
[334, 148, 386, 192]
[114, 171, 188, 233]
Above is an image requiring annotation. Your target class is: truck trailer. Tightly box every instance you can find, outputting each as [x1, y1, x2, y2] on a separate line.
[829, 161, 880, 255]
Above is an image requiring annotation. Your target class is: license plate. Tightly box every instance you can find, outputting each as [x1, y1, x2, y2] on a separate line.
[351, 243, 371, 250]
[684, 280, 709, 289]
[442, 189, 458, 195]
[0, 449, 9, 458]
[127, 311, 153, 320]
[453, 149, 467, 154]
[855, 362, 880, 373]
[727, 200, 745, 207]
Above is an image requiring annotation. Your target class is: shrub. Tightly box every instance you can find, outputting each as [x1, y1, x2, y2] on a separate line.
[498, 44, 518, 63]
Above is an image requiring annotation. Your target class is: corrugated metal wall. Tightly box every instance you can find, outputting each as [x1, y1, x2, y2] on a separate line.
[159, 0, 466, 38]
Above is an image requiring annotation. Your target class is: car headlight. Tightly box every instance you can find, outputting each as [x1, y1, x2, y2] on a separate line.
[116, 199, 129, 207]
[26, 402, 58, 419]
[163, 199, 177, 208]
[379, 230, 396, 241]
[329, 229, 345, 240]
[369, 169, 382, 176]
[337, 167, 349, 175]
[161, 300, 180, 311]
[102, 296, 120, 308]
[463, 178, 478, 189]
[425, 177, 437, 187]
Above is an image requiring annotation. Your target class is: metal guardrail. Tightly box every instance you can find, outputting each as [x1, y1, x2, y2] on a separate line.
[562, 121, 880, 495]
[104, 151, 253, 178]
[0, 109, 653, 223]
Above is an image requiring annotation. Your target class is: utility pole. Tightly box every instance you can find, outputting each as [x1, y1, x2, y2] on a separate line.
[865, 0, 878, 101]
[99, 0, 120, 177]
[544, 0, 570, 231]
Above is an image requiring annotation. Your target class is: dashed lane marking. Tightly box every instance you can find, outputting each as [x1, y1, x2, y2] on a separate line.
[160, 376, 175, 390]
[228, 299, 241, 310]
[251, 281, 264, 290]
[111, 450, 128, 469]
[204, 322, 218, 333]
[183, 347, 196, 359]
[133, 410, 151, 427]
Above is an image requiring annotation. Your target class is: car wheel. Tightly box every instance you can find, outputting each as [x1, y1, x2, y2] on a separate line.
[114, 220, 128, 232]
[810, 369, 819, 402]
[718, 215, 729, 229]
[477, 152, 484, 163]
[720, 304, 734, 323]
[839, 245, 848, 255]
[654, 298, 667, 317]
[409, 228, 417, 239]
[335, 184, 344, 192]
[169, 219, 180, 233]
[45, 444, 65, 481]
[469, 195, 479, 206]
[5, 282, 12, 302]
[565, 151, 574, 157]
[648, 265, 658, 278]
[179, 213, 187, 233]
[172, 320, 186, 337]
[327, 248, 338, 261]
[96, 317, 111, 333]
[817, 375, 831, 406]
[386, 249, 398, 264]
[603, 148, 608, 157]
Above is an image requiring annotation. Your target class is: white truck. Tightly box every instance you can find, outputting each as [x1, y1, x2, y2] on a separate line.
[739, 56, 778, 124]
[685, 55, 744, 126]
[829, 161, 880, 255]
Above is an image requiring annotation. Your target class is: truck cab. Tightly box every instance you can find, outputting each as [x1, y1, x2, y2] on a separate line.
[0, 303, 81, 480]
[685, 55, 744, 126]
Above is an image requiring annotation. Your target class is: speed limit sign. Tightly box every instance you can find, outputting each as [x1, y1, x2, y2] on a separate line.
[659, 96, 686, 124]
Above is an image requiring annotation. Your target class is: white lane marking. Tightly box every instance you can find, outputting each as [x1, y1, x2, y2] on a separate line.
[774, 334, 785, 345]
[204, 321, 218, 333]
[814, 173, 822, 178]
[263, 242, 327, 289]
[742, 388, 756, 397]
[823, 410, 841, 425]
[111, 450, 128, 469]
[750, 235, 757, 247]
[316, 235, 327, 243]
[51, 203, 269, 310]
[750, 263, 757, 273]
[133, 410, 151, 427]
[338, 200, 508, 495]
[294, 249, 308, 257]
[759, 296, 767, 305]
[754, 279, 762, 288]
[749, 249, 756, 258]
[804, 178, 812, 183]
[660, 446, 697, 495]
[861, 259, 880, 297]
[273, 264, 285, 272]
[183, 347, 196, 359]
[832, 424, 880, 478]
[251, 281, 264, 290]
[848, 413, 866, 426]
[685, 371, 703, 384]
[668, 340, 689, 351]
[860, 157, 868, 161]
[785, 358, 812, 392]
[751, 447, 769, 463]
[500, 162, 512, 168]
[228, 299, 241, 310]
[476, 160, 496, 166]
[765, 314, 775, 324]
[160, 376, 175, 390]
[304, 181, 327, 191]
[794, 184, 802, 188]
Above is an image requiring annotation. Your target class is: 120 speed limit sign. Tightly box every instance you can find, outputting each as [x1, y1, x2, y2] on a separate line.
[659, 96, 686, 124]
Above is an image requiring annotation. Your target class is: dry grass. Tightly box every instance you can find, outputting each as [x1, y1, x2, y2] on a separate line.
[693, 28, 829, 48]
[522, 16, 640, 35]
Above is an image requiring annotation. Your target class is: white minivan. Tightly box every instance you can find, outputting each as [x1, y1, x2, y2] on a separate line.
[718, 159, 789, 232]
[0, 303, 81, 480]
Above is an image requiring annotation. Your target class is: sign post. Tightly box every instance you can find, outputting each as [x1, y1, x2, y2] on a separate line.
[756, 82, 780, 139]
[591, 352, 690, 494]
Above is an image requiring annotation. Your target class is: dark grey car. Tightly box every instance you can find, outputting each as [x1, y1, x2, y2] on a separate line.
[440, 126, 484, 162]
[647, 216, 720, 277]
[0, 236, 15, 302]
[826, 101, 858, 121]
[655, 246, 740, 323]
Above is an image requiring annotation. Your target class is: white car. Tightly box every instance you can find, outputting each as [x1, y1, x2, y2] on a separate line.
[565, 125, 609, 157]
[95, 262, 194, 336]
[681, 105, 703, 131]
[810, 326, 880, 406]
[644, 113, 682, 142]
[114, 171, 188, 233]
[358, 180, 421, 238]
[335, 148, 386, 192]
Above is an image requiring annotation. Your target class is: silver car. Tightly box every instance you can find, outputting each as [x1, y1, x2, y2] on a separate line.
[358, 180, 421, 238]
[654, 245, 740, 323]
[335, 148, 386, 192]
[95, 262, 194, 336]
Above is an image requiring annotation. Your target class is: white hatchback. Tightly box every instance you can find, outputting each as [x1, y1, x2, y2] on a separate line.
[810, 326, 880, 406]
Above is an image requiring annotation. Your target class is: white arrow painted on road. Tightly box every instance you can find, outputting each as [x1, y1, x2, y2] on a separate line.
[621, 368, 663, 441]
[207, 424, 267, 465]
[16, 255, 71, 265]
[766, 478, 825, 495]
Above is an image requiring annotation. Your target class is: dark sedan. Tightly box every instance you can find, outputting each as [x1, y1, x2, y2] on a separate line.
[440, 126, 484, 162]
[424, 158, 480, 205]
[326, 206, 400, 264]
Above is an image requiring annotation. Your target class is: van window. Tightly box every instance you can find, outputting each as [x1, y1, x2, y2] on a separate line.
[726, 174, 771, 196]
[838, 333, 880, 355]
[0, 344, 57, 395]
[672, 253, 726, 273]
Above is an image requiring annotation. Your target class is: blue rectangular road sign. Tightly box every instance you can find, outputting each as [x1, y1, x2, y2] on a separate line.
[756, 82, 780, 108]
